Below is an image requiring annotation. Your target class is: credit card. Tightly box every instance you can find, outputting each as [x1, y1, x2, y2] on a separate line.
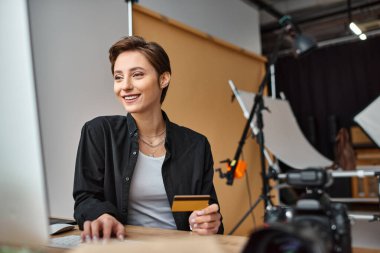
[171, 195, 210, 212]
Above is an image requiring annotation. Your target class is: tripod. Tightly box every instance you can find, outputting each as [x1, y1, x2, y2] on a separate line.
[217, 16, 313, 235]
[225, 27, 285, 235]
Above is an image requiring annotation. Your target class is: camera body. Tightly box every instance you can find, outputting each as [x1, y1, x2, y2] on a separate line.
[265, 191, 352, 253]
[244, 168, 352, 253]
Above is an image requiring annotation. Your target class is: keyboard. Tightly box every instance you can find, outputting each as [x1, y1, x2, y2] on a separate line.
[49, 217, 76, 225]
[0, 246, 42, 253]
[49, 235, 81, 249]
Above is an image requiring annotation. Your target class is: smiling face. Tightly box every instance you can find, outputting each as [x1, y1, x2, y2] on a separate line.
[113, 50, 170, 114]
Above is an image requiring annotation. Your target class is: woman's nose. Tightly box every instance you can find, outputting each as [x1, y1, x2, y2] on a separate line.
[121, 78, 133, 90]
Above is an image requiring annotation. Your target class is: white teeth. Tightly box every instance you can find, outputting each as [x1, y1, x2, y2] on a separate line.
[124, 95, 138, 100]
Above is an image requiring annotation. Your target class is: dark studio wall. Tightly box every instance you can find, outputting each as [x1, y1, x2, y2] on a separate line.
[275, 35, 380, 161]
[274, 35, 380, 199]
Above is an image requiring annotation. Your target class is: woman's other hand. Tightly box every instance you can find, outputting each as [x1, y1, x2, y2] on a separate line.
[81, 213, 125, 242]
[188, 203, 221, 235]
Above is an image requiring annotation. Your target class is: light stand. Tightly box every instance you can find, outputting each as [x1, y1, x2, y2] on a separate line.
[216, 16, 317, 235]
[125, 0, 138, 36]
[226, 28, 285, 235]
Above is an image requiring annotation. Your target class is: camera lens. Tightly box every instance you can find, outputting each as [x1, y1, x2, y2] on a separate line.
[266, 235, 310, 253]
[242, 225, 326, 253]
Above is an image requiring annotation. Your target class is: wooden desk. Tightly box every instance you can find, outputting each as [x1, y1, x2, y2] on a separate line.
[3, 225, 379, 253]
[61, 225, 380, 253]
[62, 225, 247, 253]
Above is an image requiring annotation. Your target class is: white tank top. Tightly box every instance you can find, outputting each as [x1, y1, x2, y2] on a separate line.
[127, 152, 176, 229]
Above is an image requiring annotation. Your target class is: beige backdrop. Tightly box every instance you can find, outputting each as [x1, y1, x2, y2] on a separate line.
[134, 5, 267, 236]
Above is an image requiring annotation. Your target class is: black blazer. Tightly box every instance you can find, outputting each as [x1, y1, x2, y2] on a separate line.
[73, 111, 224, 234]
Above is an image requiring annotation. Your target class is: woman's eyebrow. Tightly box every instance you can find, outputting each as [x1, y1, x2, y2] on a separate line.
[114, 67, 145, 74]
[129, 67, 145, 72]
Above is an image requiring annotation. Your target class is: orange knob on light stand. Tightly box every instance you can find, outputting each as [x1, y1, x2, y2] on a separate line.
[227, 160, 247, 179]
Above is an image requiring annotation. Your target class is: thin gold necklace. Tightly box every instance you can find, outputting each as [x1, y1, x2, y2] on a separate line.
[140, 136, 165, 148]
[139, 128, 166, 138]
[140, 137, 165, 157]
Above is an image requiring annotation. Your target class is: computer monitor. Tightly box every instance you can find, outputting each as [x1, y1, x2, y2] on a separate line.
[0, 0, 50, 246]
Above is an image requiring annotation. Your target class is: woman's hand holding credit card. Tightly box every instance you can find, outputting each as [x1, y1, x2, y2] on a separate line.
[171, 195, 221, 235]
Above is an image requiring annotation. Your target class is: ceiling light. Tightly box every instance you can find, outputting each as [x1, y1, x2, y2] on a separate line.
[359, 33, 367, 40]
[349, 22, 362, 35]
[347, 1, 367, 41]
[349, 22, 367, 40]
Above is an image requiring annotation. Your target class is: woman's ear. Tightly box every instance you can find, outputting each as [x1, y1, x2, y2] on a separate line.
[160, 72, 171, 88]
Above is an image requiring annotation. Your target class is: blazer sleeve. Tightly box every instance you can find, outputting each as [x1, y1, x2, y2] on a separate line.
[73, 122, 122, 230]
[202, 138, 224, 234]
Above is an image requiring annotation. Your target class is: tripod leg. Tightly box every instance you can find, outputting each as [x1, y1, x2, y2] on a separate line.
[228, 195, 265, 235]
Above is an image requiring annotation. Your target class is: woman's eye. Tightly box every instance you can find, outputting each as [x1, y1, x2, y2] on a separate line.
[133, 72, 144, 78]
[114, 75, 123, 81]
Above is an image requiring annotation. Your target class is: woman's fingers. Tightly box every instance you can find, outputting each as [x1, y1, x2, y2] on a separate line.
[204, 203, 219, 214]
[193, 212, 221, 224]
[193, 220, 219, 229]
[101, 218, 113, 240]
[81, 221, 92, 242]
[115, 222, 126, 240]
[192, 224, 220, 235]
[90, 219, 100, 241]
[189, 204, 221, 235]
[81, 214, 125, 241]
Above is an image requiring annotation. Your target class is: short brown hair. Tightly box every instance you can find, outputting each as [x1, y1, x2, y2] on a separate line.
[109, 36, 171, 103]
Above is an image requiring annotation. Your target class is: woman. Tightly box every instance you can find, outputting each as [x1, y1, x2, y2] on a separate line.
[73, 36, 223, 241]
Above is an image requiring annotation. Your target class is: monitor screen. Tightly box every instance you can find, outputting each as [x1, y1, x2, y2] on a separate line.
[0, 0, 50, 246]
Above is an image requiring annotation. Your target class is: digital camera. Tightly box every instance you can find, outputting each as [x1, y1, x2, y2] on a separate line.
[243, 168, 352, 253]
